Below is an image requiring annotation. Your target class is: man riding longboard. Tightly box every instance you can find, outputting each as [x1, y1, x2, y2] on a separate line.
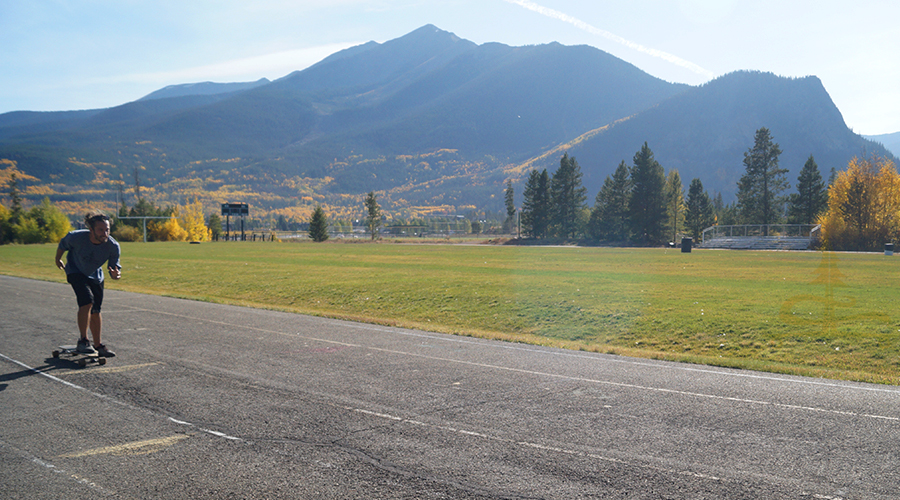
[55, 210, 122, 357]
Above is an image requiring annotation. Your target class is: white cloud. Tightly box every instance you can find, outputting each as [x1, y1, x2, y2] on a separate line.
[504, 0, 714, 79]
[91, 42, 360, 87]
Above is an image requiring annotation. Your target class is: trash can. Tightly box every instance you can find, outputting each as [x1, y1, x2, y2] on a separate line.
[681, 237, 692, 253]
[886, 243, 894, 256]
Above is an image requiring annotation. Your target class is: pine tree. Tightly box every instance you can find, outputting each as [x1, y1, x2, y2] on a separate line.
[7, 173, 23, 223]
[787, 155, 828, 224]
[364, 191, 381, 240]
[208, 214, 223, 240]
[588, 161, 630, 242]
[627, 143, 667, 246]
[503, 180, 516, 234]
[664, 169, 685, 244]
[550, 154, 588, 239]
[737, 127, 789, 228]
[309, 206, 329, 242]
[521, 169, 551, 238]
[713, 192, 724, 214]
[684, 178, 714, 240]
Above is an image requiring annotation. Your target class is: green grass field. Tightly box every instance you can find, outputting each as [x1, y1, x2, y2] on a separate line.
[2, 241, 898, 384]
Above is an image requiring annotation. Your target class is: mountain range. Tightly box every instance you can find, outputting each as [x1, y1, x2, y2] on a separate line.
[0, 24, 894, 221]
[865, 131, 900, 158]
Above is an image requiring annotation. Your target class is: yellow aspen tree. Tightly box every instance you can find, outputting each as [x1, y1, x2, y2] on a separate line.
[819, 156, 900, 251]
[149, 216, 189, 242]
[177, 198, 209, 241]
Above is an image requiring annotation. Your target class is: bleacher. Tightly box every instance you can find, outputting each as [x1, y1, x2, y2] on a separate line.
[699, 236, 813, 251]
[699, 224, 819, 251]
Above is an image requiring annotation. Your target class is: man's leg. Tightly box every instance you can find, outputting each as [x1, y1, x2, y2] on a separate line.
[77, 303, 92, 339]
[75, 303, 96, 353]
[86, 280, 114, 357]
[89, 311, 102, 346]
[69, 273, 94, 340]
[68, 273, 99, 353]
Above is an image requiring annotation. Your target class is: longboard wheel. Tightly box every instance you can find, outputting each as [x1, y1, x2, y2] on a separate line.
[52, 350, 60, 358]
[98, 358, 107, 365]
[78, 359, 87, 368]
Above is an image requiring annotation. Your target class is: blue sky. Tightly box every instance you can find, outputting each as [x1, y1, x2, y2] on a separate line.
[2, 0, 897, 135]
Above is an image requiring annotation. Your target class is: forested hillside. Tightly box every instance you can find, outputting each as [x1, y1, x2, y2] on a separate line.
[520, 71, 893, 200]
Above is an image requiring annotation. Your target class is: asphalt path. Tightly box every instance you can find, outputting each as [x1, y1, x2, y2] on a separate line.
[1, 274, 899, 499]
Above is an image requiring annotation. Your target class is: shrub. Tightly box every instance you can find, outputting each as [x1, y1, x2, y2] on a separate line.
[112, 224, 143, 242]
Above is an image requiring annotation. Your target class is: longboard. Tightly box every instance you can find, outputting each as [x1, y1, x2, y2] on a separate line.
[52, 345, 107, 367]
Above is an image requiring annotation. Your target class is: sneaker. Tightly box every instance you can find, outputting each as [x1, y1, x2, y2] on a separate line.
[76, 338, 96, 354]
[95, 343, 116, 358]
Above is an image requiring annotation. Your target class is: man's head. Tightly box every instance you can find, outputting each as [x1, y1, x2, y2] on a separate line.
[84, 211, 111, 244]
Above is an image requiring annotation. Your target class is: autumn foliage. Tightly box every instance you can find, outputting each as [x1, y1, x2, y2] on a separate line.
[177, 198, 210, 241]
[147, 199, 210, 242]
[819, 156, 900, 251]
[148, 217, 189, 242]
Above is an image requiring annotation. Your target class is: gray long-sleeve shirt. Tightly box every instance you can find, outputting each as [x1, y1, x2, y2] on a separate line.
[58, 230, 121, 282]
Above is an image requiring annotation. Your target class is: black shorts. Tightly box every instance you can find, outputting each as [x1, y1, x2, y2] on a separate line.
[67, 273, 104, 313]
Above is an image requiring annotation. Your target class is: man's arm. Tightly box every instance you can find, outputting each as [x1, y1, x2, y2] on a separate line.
[55, 247, 65, 270]
[107, 244, 122, 279]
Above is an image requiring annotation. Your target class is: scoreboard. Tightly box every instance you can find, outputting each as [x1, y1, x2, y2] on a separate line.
[221, 203, 249, 216]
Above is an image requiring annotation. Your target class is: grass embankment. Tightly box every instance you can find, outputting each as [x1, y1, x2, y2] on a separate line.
[2, 241, 897, 384]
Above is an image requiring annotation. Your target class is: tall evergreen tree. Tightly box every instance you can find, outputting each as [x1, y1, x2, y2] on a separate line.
[713, 192, 724, 214]
[627, 143, 667, 246]
[308, 206, 329, 242]
[588, 161, 631, 242]
[276, 214, 289, 231]
[7, 173, 23, 223]
[521, 169, 551, 238]
[550, 153, 588, 238]
[684, 178, 714, 240]
[736, 127, 789, 228]
[664, 169, 685, 243]
[503, 180, 516, 234]
[787, 155, 828, 224]
[364, 191, 381, 240]
[208, 213, 223, 240]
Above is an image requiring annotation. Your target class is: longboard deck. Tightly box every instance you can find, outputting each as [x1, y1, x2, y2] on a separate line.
[53, 345, 107, 367]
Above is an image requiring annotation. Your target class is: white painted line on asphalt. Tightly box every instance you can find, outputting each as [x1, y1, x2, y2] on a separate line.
[350, 344, 900, 423]
[3, 277, 897, 397]
[352, 405, 854, 497]
[351, 406, 723, 481]
[0, 438, 118, 497]
[114, 305, 900, 422]
[168, 418, 243, 441]
[0, 352, 244, 443]
[122, 300, 900, 395]
[348, 323, 900, 395]
[0, 352, 128, 403]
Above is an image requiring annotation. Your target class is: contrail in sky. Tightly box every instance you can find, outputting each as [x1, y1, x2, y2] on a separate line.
[504, 0, 715, 78]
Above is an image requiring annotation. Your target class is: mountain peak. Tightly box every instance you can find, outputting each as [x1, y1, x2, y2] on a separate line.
[402, 24, 463, 41]
[272, 24, 476, 95]
[380, 24, 475, 52]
